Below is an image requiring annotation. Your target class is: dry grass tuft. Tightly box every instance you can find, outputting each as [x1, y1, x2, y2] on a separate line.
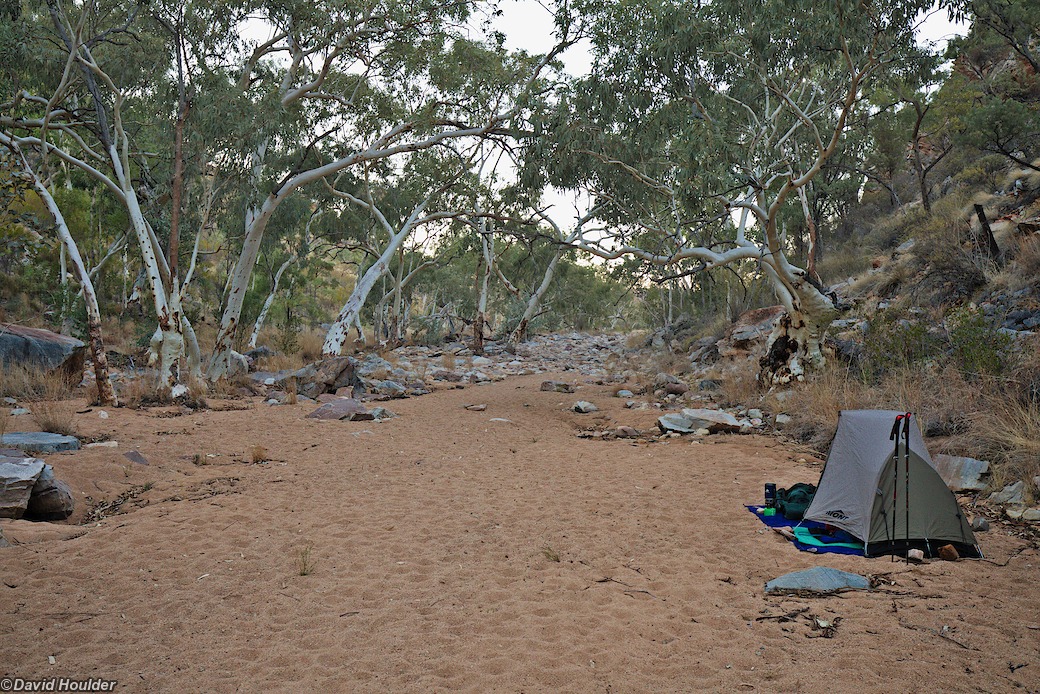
[715, 358, 766, 408]
[297, 543, 316, 576]
[26, 369, 78, 436]
[297, 330, 325, 364]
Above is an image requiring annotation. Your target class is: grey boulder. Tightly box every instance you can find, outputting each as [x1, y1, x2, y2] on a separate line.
[0, 322, 86, 384]
[933, 454, 991, 492]
[658, 408, 745, 434]
[0, 456, 46, 519]
[26, 465, 74, 520]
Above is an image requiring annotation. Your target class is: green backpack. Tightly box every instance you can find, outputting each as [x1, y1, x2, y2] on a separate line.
[776, 483, 817, 521]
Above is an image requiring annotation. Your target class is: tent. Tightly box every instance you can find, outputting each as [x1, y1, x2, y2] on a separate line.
[802, 410, 981, 558]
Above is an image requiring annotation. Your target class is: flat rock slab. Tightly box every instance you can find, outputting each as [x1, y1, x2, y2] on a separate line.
[305, 399, 374, 421]
[765, 567, 870, 594]
[123, 451, 150, 466]
[933, 454, 991, 492]
[1, 432, 81, 454]
[658, 408, 746, 434]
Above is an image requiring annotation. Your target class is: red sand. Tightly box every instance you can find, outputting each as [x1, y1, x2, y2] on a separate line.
[2, 373, 1038, 692]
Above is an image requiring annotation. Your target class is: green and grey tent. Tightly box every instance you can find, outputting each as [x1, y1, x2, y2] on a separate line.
[802, 410, 981, 558]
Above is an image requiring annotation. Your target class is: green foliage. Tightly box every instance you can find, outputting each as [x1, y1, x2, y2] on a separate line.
[862, 311, 941, 378]
[945, 308, 1012, 379]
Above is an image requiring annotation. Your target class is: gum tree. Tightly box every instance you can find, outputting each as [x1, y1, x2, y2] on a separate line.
[540, 0, 932, 382]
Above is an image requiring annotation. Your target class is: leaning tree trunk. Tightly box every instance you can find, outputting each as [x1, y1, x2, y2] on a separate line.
[508, 245, 562, 344]
[323, 224, 413, 356]
[248, 257, 294, 350]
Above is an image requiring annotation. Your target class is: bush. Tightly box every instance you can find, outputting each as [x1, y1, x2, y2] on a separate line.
[861, 311, 941, 379]
[945, 309, 1012, 380]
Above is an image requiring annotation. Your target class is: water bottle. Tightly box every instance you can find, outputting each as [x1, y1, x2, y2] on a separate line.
[765, 483, 777, 509]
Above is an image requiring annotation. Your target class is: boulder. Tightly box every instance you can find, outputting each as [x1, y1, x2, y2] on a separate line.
[657, 413, 701, 434]
[226, 350, 250, 379]
[716, 306, 785, 357]
[26, 465, 74, 520]
[971, 517, 990, 532]
[678, 408, 745, 433]
[257, 357, 362, 400]
[989, 481, 1025, 505]
[663, 382, 689, 396]
[368, 407, 397, 421]
[765, 567, 870, 594]
[0, 323, 86, 384]
[933, 454, 991, 492]
[305, 398, 373, 421]
[0, 456, 46, 519]
[1, 432, 81, 454]
[372, 380, 406, 398]
[653, 373, 680, 386]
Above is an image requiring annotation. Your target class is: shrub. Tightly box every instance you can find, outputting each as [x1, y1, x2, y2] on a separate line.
[945, 309, 1012, 380]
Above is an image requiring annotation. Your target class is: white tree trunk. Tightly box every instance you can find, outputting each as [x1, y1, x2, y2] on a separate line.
[757, 257, 837, 384]
[109, 144, 185, 390]
[322, 224, 413, 355]
[473, 224, 493, 355]
[508, 246, 562, 344]
[208, 204, 268, 379]
[248, 257, 294, 350]
[22, 155, 116, 405]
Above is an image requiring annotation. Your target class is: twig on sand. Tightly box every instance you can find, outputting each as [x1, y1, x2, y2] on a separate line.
[898, 620, 978, 650]
[981, 545, 1033, 567]
[587, 576, 664, 600]
[756, 607, 810, 623]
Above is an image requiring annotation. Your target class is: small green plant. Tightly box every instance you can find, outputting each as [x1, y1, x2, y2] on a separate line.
[541, 545, 561, 563]
[297, 544, 316, 575]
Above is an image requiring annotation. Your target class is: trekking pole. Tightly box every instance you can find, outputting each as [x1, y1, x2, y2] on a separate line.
[889, 414, 904, 562]
[904, 412, 912, 563]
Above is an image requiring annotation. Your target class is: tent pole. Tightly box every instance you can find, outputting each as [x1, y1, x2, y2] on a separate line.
[889, 414, 903, 562]
[904, 412, 911, 562]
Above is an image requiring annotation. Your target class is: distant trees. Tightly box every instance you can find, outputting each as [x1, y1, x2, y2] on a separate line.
[944, 0, 1040, 171]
